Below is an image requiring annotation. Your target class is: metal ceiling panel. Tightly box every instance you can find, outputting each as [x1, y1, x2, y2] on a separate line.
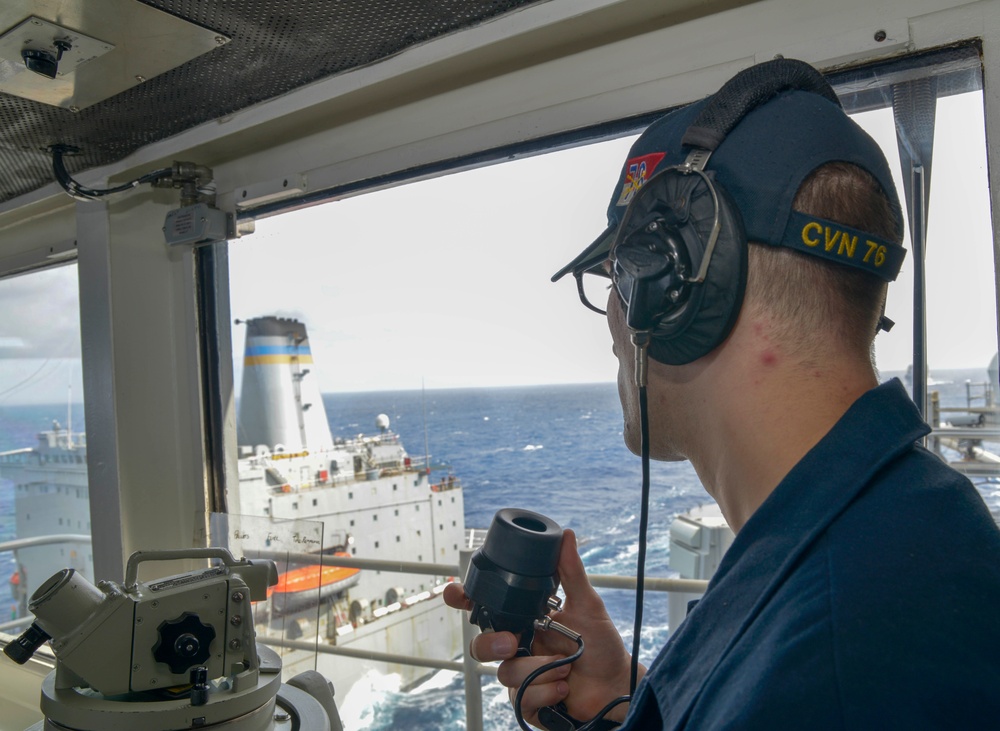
[0, 2, 227, 110]
[0, 0, 545, 205]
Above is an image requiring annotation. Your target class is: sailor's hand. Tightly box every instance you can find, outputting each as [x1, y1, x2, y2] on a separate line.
[443, 530, 641, 726]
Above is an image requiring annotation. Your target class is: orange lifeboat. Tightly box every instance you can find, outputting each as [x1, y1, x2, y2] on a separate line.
[267, 553, 360, 614]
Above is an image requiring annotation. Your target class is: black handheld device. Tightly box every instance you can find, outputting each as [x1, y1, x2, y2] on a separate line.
[463, 509, 620, 730]
[464, 508, 564, 645]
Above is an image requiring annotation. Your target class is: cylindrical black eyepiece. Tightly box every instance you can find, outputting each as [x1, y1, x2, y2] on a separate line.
[3, 622, 52, 665]
[464, 509, 563, 634]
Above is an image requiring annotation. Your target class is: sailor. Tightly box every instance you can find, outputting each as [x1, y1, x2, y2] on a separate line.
[445, 59, 1000, 729]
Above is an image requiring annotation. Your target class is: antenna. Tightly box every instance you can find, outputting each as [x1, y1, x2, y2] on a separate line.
[422, 377, 430, 476]
[66, 382, 73, 448]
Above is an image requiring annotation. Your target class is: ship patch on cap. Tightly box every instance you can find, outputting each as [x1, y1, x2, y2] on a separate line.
[616, 152, 666, 207]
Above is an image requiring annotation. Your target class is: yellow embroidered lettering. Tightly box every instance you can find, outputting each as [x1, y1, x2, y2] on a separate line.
[839, 234, 857, 259]
[863, 240, 878, 263]
[875, 245, 886, 267]
[801, 222, 821, 247]
[824, 227, 839, 252]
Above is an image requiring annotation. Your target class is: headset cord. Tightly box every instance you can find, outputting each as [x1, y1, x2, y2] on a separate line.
[513, 621, 584, 731]
[511, 336, 652, 731]
[513, 618, 632, 731]
[630, 382, 650, 696]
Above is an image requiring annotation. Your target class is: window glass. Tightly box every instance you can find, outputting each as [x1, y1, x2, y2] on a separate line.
[850, 86, 999, 507]
[225, 54, 998, 728]
[226, 138, 652, 722]
[0, 264, 91, 635]
[849, 91, 997, 382]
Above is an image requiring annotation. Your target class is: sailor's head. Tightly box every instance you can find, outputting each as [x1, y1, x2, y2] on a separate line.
[553, 58, 905, 368]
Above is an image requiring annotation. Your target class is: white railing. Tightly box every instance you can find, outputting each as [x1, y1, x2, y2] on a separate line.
[0, 540, 708, 731]
[262, 549, 709, 731]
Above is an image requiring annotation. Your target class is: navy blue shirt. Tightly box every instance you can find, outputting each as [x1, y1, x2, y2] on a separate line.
[622, 379, 1000, 729]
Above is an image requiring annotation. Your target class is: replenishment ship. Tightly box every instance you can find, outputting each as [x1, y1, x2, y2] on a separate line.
[0, 315, 466, 699]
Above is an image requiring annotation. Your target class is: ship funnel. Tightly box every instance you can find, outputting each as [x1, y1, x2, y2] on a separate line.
[237, 317, 334, 451]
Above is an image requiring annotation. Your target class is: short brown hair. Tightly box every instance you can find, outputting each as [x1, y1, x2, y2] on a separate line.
[745, 162, 903, 357]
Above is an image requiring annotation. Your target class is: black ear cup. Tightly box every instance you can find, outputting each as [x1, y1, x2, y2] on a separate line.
[613, 168, 747, 365]
[608, 58, 840, 365]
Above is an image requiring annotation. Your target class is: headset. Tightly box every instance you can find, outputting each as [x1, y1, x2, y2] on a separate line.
[612, 59, 840, 367]
[605, 60, 843, 730]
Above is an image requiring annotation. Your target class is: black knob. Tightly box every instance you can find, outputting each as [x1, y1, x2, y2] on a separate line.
[153, 613, 216, 675]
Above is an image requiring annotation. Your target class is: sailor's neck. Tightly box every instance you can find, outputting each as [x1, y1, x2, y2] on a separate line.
[678, 324, 878, 532]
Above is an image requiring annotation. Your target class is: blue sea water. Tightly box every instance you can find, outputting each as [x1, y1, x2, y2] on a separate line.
[2, 373, 999, 729]
[324, 382, 708, 730]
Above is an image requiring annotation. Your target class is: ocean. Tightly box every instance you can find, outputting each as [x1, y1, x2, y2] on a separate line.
[2, 373, 999, 729]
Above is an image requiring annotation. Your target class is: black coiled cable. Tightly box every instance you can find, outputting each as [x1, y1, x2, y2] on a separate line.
[50, 144, 172, 201]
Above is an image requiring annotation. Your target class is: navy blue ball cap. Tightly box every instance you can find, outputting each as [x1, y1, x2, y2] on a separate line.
[552, 60, 906, 283]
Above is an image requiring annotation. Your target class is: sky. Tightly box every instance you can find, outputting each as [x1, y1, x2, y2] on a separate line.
[0, 91, 996, 404]
[227, 89, 999, 394]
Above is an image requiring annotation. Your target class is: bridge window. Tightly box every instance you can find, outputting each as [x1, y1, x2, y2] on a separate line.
[834, 47, 999, 496]
[0, 263, 92, 636]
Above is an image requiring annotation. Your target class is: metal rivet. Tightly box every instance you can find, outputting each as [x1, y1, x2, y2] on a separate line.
[874, 29, 887, 42]
[231, 591, 244, 603]
[135, 75, 145, 83]
[68, 106, 80, 113]
[229, 639, 241, 650]
[230, 615, 242, 626]
[136, 617, 143, 624]
[274, 711, 290, 722]
[151, 600, 158, 608]
[215, 36, 227, 45]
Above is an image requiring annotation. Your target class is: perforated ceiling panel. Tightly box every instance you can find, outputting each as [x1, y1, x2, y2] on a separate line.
[0, 0, 545, 204]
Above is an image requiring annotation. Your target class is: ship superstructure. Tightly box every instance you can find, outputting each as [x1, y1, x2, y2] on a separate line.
[229, 316, 465, 694]
[1, 316, 466, 699]
[0, 426, 92, 611]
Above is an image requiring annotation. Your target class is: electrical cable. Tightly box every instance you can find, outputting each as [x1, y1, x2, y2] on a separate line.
[513, 634, 585, 731]
[507, 332, 653, 730]
[577, 695, 631, 730]
[0, 359, 52, 400]
[50, 145, 173, 201]
[509, 386, 652, 731]
[630, 383, 651, 695]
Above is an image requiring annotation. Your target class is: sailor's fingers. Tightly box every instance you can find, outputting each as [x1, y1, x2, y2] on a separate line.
[442, 584, 521, 663]
[469, 630, 519, 663]
[496, 654, 571, 690]
[498, 656, 571, 721]
[557, 530, 605, 611]
[442, 582, 472, 611]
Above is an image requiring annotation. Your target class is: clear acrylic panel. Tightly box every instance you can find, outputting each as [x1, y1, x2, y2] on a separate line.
[210, 512, 328, 678]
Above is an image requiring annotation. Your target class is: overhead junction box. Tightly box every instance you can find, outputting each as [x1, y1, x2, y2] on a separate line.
[0, 0, 229, 110]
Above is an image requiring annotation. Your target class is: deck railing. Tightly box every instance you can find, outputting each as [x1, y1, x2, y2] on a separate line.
[256, 548, 709, 731]
[0, 539, 709, 731]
